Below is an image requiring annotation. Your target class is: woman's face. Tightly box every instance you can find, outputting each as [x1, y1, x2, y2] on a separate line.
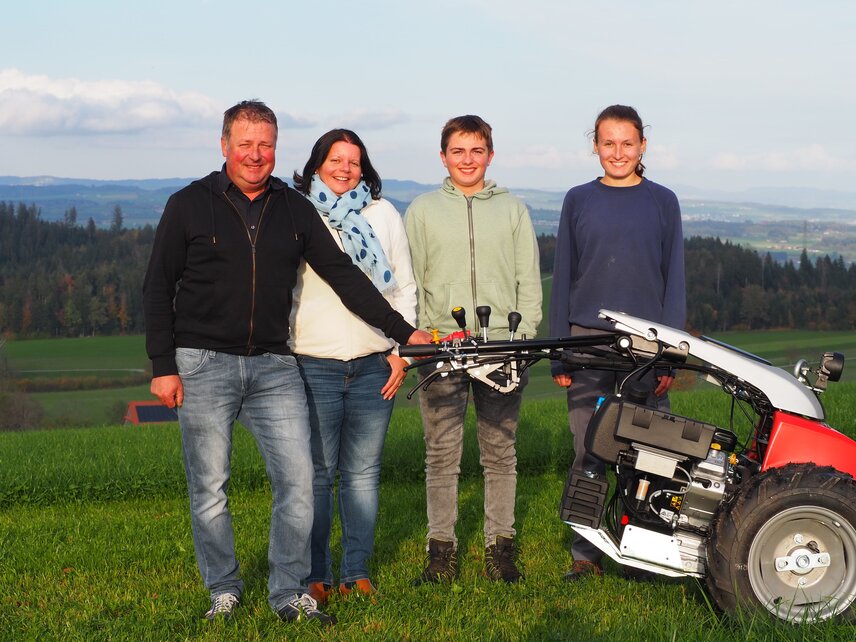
[316, 141, 362, 196]
[594, 119, 646, 187]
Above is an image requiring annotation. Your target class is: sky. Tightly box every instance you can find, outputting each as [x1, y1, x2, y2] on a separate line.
[1, 1, 854, 195]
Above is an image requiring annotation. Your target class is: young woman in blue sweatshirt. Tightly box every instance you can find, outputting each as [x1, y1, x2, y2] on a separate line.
[549, 105, 686, 581]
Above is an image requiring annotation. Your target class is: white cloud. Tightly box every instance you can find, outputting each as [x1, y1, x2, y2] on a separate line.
[0, 68, 314, 136]
[0, 68, 219, 135]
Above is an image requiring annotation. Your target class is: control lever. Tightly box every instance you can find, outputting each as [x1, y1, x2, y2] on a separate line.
[507, 311, 522, 340]
[476, 305, 491, 341]
[451, 306, 467, 331]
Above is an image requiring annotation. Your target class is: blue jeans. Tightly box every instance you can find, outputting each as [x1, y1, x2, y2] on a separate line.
[175, 348, 313, 612]
[297, 353, 394, 585]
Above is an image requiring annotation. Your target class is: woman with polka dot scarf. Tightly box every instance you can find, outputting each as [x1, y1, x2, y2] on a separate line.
[290, 129, 418, 604]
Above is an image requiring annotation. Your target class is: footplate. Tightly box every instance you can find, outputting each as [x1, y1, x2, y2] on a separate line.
[560, 469, 609, 528]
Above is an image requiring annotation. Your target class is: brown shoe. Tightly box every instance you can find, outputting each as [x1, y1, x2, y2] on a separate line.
[412, 539, 458, 586]
[307, 581, 333, 605]
[563, 560, 603, 582]
[339, 578, 376, 597]
[339, 579, 377, 604]
[485, 535, 524, 583]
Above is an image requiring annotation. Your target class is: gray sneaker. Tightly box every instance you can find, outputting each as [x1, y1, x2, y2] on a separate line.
[277, 593, 336, 626]
[204, 592, 239, 620]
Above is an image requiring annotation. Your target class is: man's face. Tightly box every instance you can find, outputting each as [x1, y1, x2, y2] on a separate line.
[440, 132, 494, 196]
[220, 117, 277, 198]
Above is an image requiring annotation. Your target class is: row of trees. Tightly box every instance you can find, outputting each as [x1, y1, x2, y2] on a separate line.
[684, 236, 856, 332]
[1, 202, 855, 339]
[0, 202, 151, 337]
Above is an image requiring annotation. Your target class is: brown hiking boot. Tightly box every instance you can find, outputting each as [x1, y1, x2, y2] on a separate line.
[485, 535, 524, 583]
[412, 538, 458, 586]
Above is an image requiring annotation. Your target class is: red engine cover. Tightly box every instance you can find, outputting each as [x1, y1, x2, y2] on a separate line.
[762, 411, 856, 477]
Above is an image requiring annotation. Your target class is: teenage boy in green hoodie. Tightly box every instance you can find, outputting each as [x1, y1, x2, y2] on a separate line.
[405, 115, 542, 584]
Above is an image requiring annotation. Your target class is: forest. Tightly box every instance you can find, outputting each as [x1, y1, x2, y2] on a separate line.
[1, 201, 855, 339]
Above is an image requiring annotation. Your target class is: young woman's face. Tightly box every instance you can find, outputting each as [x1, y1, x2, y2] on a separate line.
[594, 119, 646, 187]
[316, 141, 362, 196]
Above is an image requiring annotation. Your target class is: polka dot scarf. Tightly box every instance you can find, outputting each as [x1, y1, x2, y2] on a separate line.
[307, 174, 398, 293]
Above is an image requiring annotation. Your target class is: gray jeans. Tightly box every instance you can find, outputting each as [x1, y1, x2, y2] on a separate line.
[565, 326, 670, 563]
[418, 365, 528, 546]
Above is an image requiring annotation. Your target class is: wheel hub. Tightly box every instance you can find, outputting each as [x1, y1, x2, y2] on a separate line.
[749, 507, 856, 619]
[774, 546, 831, 575]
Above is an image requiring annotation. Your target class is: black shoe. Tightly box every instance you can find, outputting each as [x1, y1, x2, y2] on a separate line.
[277, 593, 336, 626]
[563, 560, 603, 582]
[485, 535, 524, 583]
[204, 592, 239, 620]
[412, 538, 458, 586]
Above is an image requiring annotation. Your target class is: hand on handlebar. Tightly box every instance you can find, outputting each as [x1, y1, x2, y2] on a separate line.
[553, 374, 572, 388]
[655, 374, 674, 396]
[407, 329, 434, 345]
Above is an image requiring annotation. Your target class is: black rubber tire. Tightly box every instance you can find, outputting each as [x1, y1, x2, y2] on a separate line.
[706, 463, 856, 622]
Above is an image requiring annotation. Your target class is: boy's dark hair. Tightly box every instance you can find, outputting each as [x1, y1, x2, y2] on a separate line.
[441, 115, 493, 153]
[222, 100, 278, 139]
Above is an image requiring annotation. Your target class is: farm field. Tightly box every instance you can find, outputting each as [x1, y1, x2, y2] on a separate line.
[3, 335, 148, 378]
[3, 391, 856, 640]
[4, 325, 856, 427]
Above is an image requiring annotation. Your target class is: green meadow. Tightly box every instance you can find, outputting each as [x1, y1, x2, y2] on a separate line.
[3, 327, 856, 639]
[2, 386, 856, 640]
[4, 323, 856, 427]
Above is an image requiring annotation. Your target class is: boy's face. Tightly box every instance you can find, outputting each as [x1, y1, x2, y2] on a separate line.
[440, 132, 494, 196]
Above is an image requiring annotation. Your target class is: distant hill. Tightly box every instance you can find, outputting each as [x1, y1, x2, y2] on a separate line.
[0, 176, 441, 228]
[2, 175, 855, 262]
[672, 184, 856, 211]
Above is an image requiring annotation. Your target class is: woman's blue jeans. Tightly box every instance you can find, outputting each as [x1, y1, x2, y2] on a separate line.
[175, 348, 313, 612]
[297, 352, 394, 585]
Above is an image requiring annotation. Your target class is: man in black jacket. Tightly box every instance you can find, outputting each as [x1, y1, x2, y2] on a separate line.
[143, 100, 430, 625]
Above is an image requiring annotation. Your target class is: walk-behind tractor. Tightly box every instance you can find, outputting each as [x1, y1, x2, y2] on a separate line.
[401, 308, 856, 622]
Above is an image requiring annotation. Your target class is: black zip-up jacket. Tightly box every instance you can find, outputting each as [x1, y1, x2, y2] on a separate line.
[143, 171, 415, 377]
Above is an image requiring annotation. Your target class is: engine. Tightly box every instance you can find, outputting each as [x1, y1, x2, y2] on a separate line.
[561, 394, 737, 576]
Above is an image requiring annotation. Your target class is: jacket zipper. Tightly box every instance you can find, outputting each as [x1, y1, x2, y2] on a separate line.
[221, 191, 273, 354]
[466, 196, 478, 328]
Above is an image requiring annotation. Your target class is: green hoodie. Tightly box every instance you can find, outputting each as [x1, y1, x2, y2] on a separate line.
[405, 177, 542, 338]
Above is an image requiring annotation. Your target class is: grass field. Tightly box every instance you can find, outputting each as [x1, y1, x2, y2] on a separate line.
[3, 387, 856, 640]
[3, 335, 149, 378]
[4, 324, 856, 427]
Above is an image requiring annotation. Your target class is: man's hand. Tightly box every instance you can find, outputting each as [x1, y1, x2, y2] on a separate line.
[407, 329, 434, 345]
[553, 374, 572, 388]
[151, 375, 184, 408]
[380, 353, 408, 400]
[654, 374, 674, 397]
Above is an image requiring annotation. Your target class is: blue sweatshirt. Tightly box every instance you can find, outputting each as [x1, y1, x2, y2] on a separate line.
[548, 178, 685, 369]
